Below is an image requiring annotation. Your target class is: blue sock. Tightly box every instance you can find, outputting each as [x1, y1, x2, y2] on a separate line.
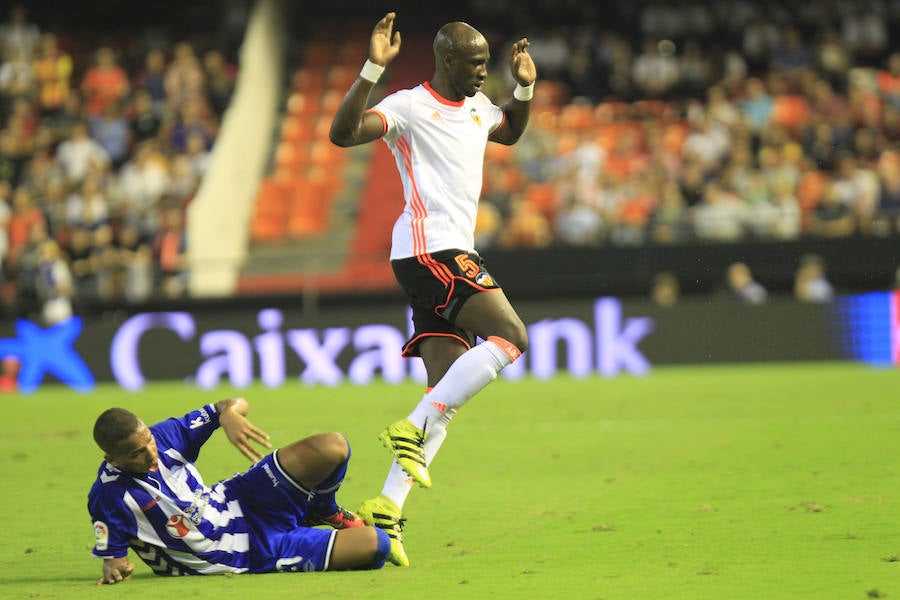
[307, 438, 350, 516]
[365, 527, 391, 570]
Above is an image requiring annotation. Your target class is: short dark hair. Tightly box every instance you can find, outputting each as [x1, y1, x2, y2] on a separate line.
[93, 408, 140, 453]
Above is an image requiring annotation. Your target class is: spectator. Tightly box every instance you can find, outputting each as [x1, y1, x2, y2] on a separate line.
[10, 218, 49, 318]
[474, 197, 502, 249]
[632, 38, 679, 99]
[65, 170, 109, 230]
[876, 52, 900, 110]
[115, 221, 153, 302]
[31, 33, 72, 117]
[692, 182, 748, 242]
[164, 41, 205, 116]
[66, 225, 98, 298]
[0, 5, 39, 61]
[740, 77, 773, 137]
[115, 140, 170, 235]
[726, 262, 768, 304]
[809, 181, 856, 237]
[128, 89, 162, 144]
[757, 178, 801, 240]
[55, 121, 110, 187]
[647, 179, 689, 243]
[44, 90, 85, 142]
[555, 194, 604, 245]
[202, 49, 236, 119]
[35, 238, 74, 325]
[81, 47, 130, 118]
[769, 27, 814, 74]
[677, 39, 713, 99]
[650, 271, 680, 307]
[816, 29, 851, 91]
[133, 48, 168, 114]
[840, 0, 887, 64]
[167, 97, 216, 153]
[794, 254, 834, 303]
[152, 206, 187, 297]
[6, 185, 44, 265]
[874, 152, 900, 233]
[88, 101, 131, 167]
[165, 153, 200, 205]
[499, 194, 553, 249]
[0, 46, 33, 117]
[0, 117, 32, 186]
[0, 182, 9, 281]
[184, 130, 211, 178]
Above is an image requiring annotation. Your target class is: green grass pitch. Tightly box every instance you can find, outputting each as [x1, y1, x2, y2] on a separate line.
[0, 362, 897, 599]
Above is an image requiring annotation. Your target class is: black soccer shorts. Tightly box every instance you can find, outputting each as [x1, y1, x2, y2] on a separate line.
[391, 249, 502, 357]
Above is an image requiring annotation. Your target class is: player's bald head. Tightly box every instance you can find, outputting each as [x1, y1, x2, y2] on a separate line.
[433, 21, 487, 59]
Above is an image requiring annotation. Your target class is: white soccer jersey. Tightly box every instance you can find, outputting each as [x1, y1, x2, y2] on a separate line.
[369, 82, 505, 260]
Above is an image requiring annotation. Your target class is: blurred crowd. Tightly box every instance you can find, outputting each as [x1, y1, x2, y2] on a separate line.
[0, 4, 235, 323]
[474, 0, 900, 254]
[5, 0, 900, 322]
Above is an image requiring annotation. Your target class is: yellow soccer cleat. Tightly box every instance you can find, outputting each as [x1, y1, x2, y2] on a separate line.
[379, 419, 431, 488]
[358, 494, 409, 567]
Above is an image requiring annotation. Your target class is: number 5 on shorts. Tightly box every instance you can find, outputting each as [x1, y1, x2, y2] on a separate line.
[454, 253, 480, 278]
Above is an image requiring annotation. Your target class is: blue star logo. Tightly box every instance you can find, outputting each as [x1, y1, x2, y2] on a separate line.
[0, 317, 95, 392]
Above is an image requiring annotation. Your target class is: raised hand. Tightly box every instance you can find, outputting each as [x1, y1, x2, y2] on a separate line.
[370, 12, 402, 67]
[509, 38, 537, 86]
[218, 400, 272, 462]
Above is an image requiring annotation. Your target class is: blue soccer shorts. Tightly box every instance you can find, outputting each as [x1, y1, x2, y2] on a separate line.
[222, 451, 337, 573]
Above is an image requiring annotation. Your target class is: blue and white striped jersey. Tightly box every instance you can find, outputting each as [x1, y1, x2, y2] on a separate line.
[87, 404, 251, 576]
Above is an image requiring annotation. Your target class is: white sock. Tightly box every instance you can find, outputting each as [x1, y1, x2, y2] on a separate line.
[406, 338, 520, 431]
[382, 410, 455, 508]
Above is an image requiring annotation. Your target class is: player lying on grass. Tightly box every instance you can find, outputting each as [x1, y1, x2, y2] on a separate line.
[87, 397, 394, 584]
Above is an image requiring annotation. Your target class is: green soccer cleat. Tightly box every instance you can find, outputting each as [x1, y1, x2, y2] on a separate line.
[379, 419, 431, 488]
[358, 494, 409, 567]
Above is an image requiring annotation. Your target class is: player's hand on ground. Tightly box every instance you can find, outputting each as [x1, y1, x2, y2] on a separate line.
[98, 557, 134, 585]
[369, 12, 401, 67]
[220, 406, 272, 462]
[509, 38, 536, 86]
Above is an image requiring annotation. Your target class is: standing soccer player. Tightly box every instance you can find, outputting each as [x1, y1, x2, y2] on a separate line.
[87, 397, 392, 583]
[330, 12, 536, 566]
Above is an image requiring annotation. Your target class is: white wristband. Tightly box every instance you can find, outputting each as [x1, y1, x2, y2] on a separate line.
[360, 60, 385, 83]
[513, 83, 534, 101]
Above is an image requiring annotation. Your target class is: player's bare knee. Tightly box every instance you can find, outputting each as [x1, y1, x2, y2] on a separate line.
[499, 322, 528, 355]
[319, 432, 350, 463]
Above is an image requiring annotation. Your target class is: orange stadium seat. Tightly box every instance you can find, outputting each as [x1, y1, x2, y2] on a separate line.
[280, 116, 313, 143]
[286, 92, 320, 117]
[274, 141, 308, 171]
[287, 179, 328, 236]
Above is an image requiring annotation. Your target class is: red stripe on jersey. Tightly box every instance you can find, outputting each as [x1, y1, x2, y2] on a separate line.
[396, 135, 428, 255]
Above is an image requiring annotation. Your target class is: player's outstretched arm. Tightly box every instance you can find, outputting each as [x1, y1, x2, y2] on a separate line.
[98, 557, 134, 585]
[330, 11, 401, 147]
[216, 397, 272, 462]
[490, 38, 537, 146]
